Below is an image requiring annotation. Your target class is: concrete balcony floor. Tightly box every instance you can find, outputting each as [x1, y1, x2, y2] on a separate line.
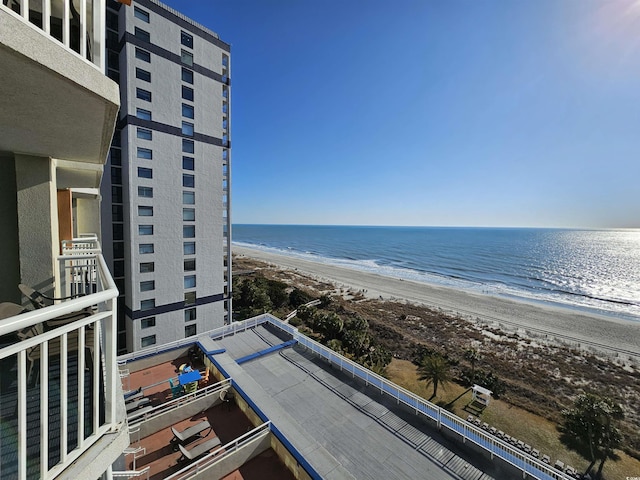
[125, 358, 295, 480]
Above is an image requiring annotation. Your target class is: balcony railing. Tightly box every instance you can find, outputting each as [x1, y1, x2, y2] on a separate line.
[0, 243, 120, 479]
[0, 0, 106, 71]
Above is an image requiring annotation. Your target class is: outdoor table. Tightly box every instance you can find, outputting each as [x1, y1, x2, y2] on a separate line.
[178, 370, 202, 386]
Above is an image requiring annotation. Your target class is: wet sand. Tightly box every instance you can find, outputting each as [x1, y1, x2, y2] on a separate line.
[233, 245, 640, 357]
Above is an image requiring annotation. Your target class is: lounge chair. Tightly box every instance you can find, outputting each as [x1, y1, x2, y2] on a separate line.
[125, 397, 150, 413]
[178, 436, 221, 462]
[171, 420, 211, 443]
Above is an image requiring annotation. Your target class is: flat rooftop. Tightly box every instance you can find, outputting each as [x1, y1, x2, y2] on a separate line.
[208, 323, 500, 480]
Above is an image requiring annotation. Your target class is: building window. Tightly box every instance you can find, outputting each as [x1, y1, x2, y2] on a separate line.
[114, 259, 124, 277]
[222, 54, 229, 67]
[112, 186, 123, 202]
[112, 204, 123, 222]
[138, 167, 152, 179]
[183, 208, 195, 221]
[184, 307, 196, 322]
[138, 186, 153, 197]
[140, 262, 155, 273]
[183, 225, 195, 238]
[113, 242, 124, 259]
[185, 324, 196, 337]
[182, 104, 194, 118]
[184, 292, 196, 306]
[139, 243, 154, 254]
[136, 88, 152, 102]
[181, 31, 193, 48]
[182, 156, 194, 170]
[136, 108, 152, 120]
[184, 275, 196, 289]
[134, 27, 150, 42]
[141, 335, 156, 348]
[136, 68, 151, 82]
[183, 191, 195, 204]
[110, 147, 121, 165]
[135, 48, 151, 62]
[134, 7, 150, 23]
[141, 299, 155, 311]
[111, 167, 122, 184]
[140, 280, 155, 292]
[182, 139, 194, 154]
[184, 258, 196, 271]
[138, 206, 153, 216]
[137, 127, 152, 140]
[139, 225, 154, 235]
[184, 242, 196, 255]
[182, 121, 194, 136]
[181, 49, 193, 66]
[141, 317, 156, 329]
[137, 147, 152, 159]
[183, 174, 195, 188]
[113, 224, 124, 242]
[181, 68, 193, 84]
[182, 86, 194, 101]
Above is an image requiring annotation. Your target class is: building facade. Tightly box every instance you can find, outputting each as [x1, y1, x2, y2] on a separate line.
[103, 0, 232, 353]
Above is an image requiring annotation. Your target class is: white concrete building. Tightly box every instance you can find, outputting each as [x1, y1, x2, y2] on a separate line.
[102, 0, 232, 353]
[0, 1, 127, 478]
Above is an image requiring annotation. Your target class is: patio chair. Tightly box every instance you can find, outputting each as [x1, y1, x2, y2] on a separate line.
[17, 320, 95, 382]
[19, 283, 84, 309]
[171, 420, 211, 444]
[169, 378, 183, 399]
[178, 436, 221, 462]
[184, 381, 198, 394]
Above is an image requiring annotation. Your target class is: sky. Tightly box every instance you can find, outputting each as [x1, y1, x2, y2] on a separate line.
[163, 0, 640, 228]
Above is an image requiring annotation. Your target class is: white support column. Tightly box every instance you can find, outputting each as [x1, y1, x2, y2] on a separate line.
[60, 334, 68, 463]
[22, 0, 29, 20]
[93, 322, 100, 434]
[40, 342, 49, 478]
[79, 0, 86, 58]
[105, 296, 118, 425]
[42, 0, 50, 34]
[78, 326, 85, 448]
[62, 0, 70, 49]
[18, 350, 27, 480]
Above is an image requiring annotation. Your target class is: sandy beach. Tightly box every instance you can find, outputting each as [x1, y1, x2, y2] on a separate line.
[233, 245, 640, 358]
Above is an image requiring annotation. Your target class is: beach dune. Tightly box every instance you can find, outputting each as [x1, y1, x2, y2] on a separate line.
[233, 245, 640, 358]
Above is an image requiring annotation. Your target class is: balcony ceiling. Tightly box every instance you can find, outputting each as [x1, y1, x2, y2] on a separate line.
[0, 9, 120, 165]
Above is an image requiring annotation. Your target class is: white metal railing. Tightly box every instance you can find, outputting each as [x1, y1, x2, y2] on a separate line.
[127, 379, 232, 426]
[61, 233, 101, 255]
[111, 467, 150, 479]
[165, 421, 271, 480]
[0, 247, 120, 480]
[0, 0, 106, 71]
[258, 315, 574, 480]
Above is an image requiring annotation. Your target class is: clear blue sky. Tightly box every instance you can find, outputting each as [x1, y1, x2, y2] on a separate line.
[163, 0, 640, 228]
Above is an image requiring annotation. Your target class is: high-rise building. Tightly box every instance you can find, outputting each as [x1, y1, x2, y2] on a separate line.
[102, 0, 232, 354]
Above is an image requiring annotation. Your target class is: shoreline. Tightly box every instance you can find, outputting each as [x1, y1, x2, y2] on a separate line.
[233, 245, 640, 358]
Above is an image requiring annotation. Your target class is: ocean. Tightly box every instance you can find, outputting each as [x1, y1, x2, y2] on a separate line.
[232, 225, 640, 322]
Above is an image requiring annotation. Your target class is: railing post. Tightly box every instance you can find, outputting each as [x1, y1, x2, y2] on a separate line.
[105, 296, 118, 425]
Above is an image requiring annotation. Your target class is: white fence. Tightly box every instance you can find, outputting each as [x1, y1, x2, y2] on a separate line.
[0, 249, 119, 480]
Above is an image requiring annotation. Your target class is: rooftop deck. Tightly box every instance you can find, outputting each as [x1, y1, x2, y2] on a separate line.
[212, 324, 496, 480]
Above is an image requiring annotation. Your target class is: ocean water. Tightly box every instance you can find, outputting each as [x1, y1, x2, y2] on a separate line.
[232, 225, 640, 322]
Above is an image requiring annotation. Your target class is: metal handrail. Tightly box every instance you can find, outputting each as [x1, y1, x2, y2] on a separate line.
[263, 315, 574, 480]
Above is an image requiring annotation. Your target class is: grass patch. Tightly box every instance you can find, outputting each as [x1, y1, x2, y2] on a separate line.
[386, 359, 639, 480]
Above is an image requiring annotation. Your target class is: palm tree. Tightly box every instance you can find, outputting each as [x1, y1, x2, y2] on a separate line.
[418, 353, 451, 400]
[561, 393, 624, 479]
[464, 348, 480, 383]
